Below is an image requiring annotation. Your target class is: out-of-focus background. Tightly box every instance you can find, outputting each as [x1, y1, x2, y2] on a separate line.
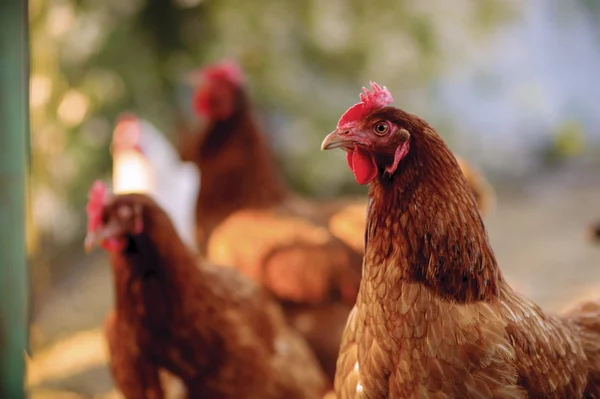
[28, 0, 600, 397]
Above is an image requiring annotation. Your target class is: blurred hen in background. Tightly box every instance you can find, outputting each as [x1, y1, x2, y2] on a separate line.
[111, 113, 200, 250]
[178, 60, 363, 381]
[85, 181, 328, 399]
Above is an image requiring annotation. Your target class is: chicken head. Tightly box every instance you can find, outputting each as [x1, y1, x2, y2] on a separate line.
[192, 59, 245, 121]
[321, 82, 412, 185]
[84, 181, 144, 253]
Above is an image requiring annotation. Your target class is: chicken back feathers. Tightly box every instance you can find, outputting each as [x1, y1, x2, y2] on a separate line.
[207, 204, 361, 305]
[322, 82, 600, 399]
[85, 183, 327, 399]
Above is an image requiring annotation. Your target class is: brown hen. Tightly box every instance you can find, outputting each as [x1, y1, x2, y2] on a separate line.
[178, 60, 363, 381]
[321, 82, 600, 398]
[84, 182, 328, 399]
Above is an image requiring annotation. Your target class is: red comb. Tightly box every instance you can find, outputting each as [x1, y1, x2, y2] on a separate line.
[200, 59, 245, 87]
[86, 180, 109, 233]
[112, 113, 142, 153]
[337, 82, 394, 129]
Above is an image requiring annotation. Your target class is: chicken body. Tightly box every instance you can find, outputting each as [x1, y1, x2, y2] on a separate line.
[88, 193, 327, 399]
[338, 277, 591, 398]
[337, 187, 592, 398]
[321, 83, 600, 398]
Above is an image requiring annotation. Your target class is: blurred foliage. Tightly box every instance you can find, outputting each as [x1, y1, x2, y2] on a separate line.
[540, 121, 585, 166]
[29, 0, 515, 266]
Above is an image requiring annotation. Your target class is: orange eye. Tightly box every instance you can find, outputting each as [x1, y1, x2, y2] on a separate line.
[373, 122, 389, 136]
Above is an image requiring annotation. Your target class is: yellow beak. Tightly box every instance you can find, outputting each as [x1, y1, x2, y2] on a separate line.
[83, 221, 123, 254]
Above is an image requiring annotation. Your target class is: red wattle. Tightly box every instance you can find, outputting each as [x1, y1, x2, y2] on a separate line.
[102, 237, 127, 253]
[346, 146, 377, 185]
[345, 150, 353, 171]
[192, 89, 210, 116]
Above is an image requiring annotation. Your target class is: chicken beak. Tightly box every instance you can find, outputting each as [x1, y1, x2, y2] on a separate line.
[83, 221, 123, 254]
[321, 129, 355, 151]
[84, 231, 103, 254]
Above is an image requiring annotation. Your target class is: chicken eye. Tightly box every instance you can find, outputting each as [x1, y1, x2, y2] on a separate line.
[373, 122, 389, 136]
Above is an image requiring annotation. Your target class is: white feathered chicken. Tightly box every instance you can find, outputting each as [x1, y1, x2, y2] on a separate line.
[111, 113, 200, 250]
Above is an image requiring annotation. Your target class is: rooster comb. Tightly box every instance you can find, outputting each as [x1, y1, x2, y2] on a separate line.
[337, 82, 394, 128]
[112, 112, 141, 152]
[86, 180, 108, 233]
[200, 59, 245, 87]
[115, 112, 139, 126]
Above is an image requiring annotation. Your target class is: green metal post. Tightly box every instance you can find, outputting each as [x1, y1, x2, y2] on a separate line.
[0, 0, 30, 397]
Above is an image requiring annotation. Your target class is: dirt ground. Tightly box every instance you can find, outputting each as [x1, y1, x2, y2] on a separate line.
[27, 168, 600, 398]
